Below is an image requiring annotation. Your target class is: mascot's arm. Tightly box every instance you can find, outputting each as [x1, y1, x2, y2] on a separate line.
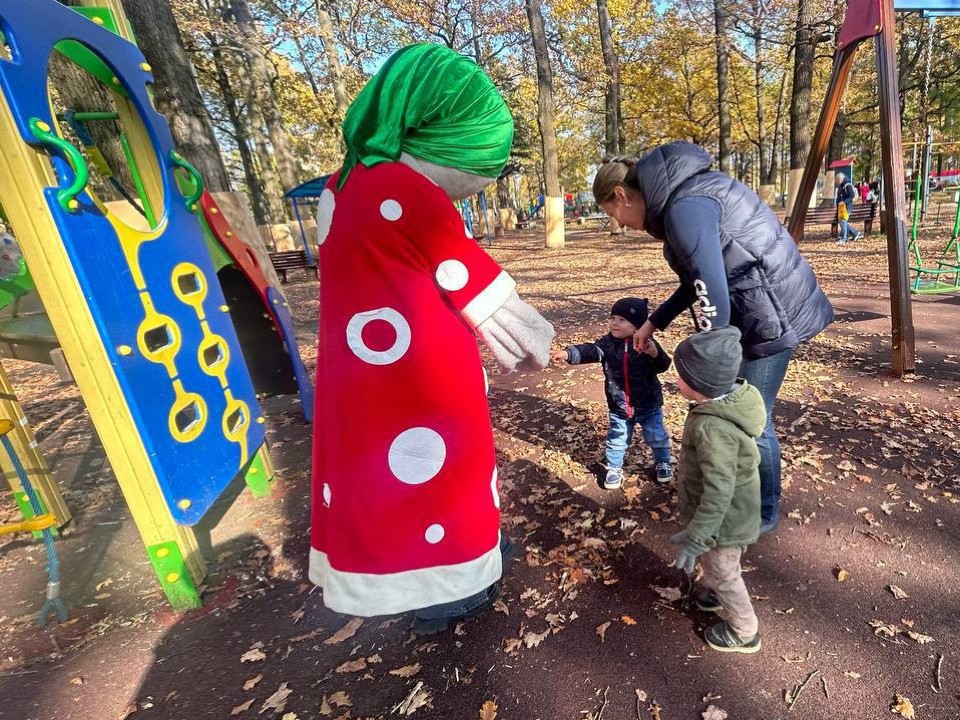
[412, 188, 554, 372]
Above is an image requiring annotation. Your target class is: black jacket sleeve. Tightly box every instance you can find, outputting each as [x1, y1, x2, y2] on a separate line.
[649, 337, 671, 374]
[650, 196, 731, 331]
[565, 341, 603, 365]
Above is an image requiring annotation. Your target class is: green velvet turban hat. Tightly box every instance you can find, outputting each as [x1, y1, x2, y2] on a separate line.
[338, 43, 514, 189]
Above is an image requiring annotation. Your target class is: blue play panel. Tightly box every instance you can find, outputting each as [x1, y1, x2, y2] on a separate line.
[0, 0, 265, 524]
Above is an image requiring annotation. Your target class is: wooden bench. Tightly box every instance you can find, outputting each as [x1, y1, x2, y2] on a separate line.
[792, 202, 877, 239]
[268, 250, 316, 283]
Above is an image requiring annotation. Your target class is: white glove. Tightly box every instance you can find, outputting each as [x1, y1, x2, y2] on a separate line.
[476, 291, 554, 373]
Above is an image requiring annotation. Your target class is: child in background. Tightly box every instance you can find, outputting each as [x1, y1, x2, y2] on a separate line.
[551, 297, 673, 489]
[668, 326, 766, 653]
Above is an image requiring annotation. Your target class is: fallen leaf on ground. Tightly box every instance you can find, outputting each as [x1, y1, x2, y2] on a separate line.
[390, 663, 422, 678]
[493, 599, 509, 616]
[327, 692, 351, 708]
[833, 567, 850, 582]
[241, 648, 267, 663]
[392, 681, 432, 716]
[523, 629, 548, 648]
[243, 674, 263, 690]
[907, 630, 934, 644]
[324, 618, 363, 645]
[891, 694, 915, 719]
[479, 699, 498, 720]
[596, 621, 611, 642]
[281, 714, 298, 720]
[869, 619, 899, 638]
[888, 585, 909, 600]
[69, 676, 84, 685]
[635, 689, 648, 703]
[336, 657, 367, 673]
[702, 705, 728, 720]
[650, 586, 683, 602]
[621, 615, 637, 625]
[844, 671, 861, 679]
[231, 698, 255, 715]
[259, 683, 292, 715]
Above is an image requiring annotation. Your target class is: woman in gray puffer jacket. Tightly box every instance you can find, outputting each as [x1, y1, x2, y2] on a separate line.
[592, 141, 833, 536]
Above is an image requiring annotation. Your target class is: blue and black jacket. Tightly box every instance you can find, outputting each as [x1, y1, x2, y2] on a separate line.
[565, 334, 671, 420]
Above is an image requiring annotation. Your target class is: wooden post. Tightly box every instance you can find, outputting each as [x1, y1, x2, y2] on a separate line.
[876, 0, 916, 376]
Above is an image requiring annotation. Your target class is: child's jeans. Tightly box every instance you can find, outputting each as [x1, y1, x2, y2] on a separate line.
[605, 407, 671, 469]
[700, 546, 759, 639]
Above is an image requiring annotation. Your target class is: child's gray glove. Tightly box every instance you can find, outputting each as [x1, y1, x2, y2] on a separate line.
[669, 530, 710, 575]
[476, 291, 554, 372]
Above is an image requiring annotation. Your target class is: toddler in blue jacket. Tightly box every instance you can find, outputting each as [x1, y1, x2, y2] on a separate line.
[552, 297, 673, 488]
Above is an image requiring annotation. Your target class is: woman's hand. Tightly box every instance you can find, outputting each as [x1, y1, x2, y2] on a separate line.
[550, 348, 568, 364]
[632, 320, 655, 352]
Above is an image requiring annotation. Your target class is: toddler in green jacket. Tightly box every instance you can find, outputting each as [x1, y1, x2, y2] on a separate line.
[669, 326, 767, 653]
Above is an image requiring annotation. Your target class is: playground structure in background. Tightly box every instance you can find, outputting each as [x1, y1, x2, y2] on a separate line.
[789, 0, 960, 376]
[0, 0, 313, 612]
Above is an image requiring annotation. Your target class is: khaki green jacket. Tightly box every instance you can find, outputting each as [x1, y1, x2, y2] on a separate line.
[677, 381, 767, 549]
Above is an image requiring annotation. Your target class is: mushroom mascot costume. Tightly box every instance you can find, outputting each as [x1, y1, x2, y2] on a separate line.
[309, 44, 554, 632]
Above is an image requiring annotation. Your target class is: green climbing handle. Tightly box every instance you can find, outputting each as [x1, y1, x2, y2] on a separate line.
[28, 117, 89, 214]
[169, 151, 203, 212]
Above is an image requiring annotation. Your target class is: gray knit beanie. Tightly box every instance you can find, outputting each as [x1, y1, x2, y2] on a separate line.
[674, 326, 743, 398]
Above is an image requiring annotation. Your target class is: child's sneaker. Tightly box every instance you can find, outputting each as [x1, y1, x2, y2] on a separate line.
[704, 621, 762, 654]
[604, 467, 624, 489]
[695, 589, 722, 612]
[654, 461, 673, 484]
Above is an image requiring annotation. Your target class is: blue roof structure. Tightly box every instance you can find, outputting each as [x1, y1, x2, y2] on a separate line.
[284, 175, 332, 200]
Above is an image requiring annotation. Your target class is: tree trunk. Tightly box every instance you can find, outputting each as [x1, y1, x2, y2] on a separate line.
[225, 0, 300, 195]
[714, 0, 731, 174]
[526, 0, 564, 248]
[752, 0, 769, 184]
[315, 1, 350, 126]
[121, 0, 231, 192]
[789, 0, 814, 170]
[597, 0, 621, 156]
[210, 41, 270, 224]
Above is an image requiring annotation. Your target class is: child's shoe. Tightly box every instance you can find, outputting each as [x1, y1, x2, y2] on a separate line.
[695, 589, 722, 613]
[604, 467, 624, 489]
[654, 461, 673, 484]
[704, 621, 761, 654]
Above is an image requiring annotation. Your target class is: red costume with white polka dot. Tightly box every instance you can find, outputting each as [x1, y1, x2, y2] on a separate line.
[310, 162, 514, 616]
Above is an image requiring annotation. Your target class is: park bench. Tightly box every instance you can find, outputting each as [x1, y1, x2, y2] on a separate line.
[793, 202, 877, 239]
[269, 250, 317, 283]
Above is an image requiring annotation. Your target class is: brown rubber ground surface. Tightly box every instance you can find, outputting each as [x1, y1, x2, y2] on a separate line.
[1, 226, 958, 720]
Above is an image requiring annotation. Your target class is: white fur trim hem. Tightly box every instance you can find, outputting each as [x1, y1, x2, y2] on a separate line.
[309, 544, 502, 616]
[462, 271, 516, 329]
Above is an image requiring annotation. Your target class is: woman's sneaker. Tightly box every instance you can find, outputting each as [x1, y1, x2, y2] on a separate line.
[695, 589, 722, 613]
[604, 467, 624, 489]
[654, 461, 673, 484]
[704, 621, 761, 654]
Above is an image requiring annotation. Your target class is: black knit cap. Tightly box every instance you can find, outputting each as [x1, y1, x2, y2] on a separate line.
[674, 326, 743, 398]
[610, 297, 648, 329]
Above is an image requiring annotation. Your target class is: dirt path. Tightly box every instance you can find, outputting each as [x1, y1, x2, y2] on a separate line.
[2, 229, 959, 720]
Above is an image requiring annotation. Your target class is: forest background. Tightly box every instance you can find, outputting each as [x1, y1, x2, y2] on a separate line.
[106, 0, 960, 227]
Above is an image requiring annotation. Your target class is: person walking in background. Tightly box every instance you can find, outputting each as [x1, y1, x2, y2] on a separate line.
[590, 142, 833, 536]
[835, 173, 860, 243]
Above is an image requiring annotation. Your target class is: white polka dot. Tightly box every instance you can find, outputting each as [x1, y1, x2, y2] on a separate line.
[491, 467, 500, 509]
[322, 483, 331, 506]
[388, 427, 446, 484]
[425, 523, 445, 544]
[380, 199, 402, 221]
[346, 307, 411, 365]
[316, 189, 335, 245]
[435, 259, 469, 291]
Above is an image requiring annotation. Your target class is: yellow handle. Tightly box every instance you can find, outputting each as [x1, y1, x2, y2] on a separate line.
[0, 513, 56, 536]
[0, 419, 14, 436]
